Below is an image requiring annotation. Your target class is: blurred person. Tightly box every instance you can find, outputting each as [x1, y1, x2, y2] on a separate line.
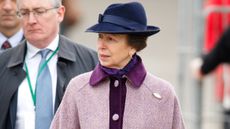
[191, 26, 230, 129]
[50, 2, 185, 129]
[0, 0, 98, 129]
[203, 0, 230, 103]
[0, 0, 23, 53]
[60, 0, 81, 35]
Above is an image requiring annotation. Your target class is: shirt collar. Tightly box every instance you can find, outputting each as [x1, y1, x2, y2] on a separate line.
[8, 29, 24, 47]
[0, 29, 23, 47]
[90, 55, 146, 88]
[0, 33, 7, 44]
[26, 34, 59, 60]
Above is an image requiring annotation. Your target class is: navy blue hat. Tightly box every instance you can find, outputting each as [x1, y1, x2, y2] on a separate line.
[86, 2, 160, 36]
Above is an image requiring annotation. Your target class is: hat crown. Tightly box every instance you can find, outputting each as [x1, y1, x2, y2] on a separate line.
[104, 2, 147, 25]
[86, 2, 160, 36]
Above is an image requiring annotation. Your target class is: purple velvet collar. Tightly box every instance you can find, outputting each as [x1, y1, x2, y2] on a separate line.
[100, 54, 138, 78]
[89, 55, 146, 88]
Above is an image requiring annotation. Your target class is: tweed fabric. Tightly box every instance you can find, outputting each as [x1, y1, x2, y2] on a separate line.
[50, 71, 185, 129]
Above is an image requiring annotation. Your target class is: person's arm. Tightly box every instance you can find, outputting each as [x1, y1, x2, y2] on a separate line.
[201, 27, 230, 75]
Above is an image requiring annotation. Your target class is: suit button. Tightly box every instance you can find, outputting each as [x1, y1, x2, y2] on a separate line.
[112, 113, 119, 121]
[114, 80, 119, 87]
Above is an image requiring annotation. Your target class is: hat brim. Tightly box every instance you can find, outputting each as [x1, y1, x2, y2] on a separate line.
[86, 22, 160, 36]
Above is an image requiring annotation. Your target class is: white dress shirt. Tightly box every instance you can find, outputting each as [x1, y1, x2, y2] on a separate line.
[15, 35, 59, 129]
[0, 29, 23, 53]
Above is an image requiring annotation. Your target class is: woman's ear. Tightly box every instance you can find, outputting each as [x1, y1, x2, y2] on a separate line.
[129, 48, 136, 57]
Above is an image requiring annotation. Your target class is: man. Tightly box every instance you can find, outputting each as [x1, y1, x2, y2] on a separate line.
[60, 0, 81, 35]
[0, 0, 98, 129]
[0, 0, 23, 53]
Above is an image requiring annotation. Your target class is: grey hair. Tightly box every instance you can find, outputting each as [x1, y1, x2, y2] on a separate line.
[16, 0, 62, 9]
[51, 0, 62, 7]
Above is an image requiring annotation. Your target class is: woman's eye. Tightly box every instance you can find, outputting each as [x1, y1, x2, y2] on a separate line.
[107, 37, 115, 41]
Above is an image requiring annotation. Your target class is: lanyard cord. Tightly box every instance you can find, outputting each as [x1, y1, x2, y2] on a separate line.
[25, 46, 59, 106]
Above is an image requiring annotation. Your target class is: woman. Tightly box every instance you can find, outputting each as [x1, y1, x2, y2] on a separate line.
[50, 2, 185, 129]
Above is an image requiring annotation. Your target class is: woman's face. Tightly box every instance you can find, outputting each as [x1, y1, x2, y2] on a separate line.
[97, 33, 136, 69]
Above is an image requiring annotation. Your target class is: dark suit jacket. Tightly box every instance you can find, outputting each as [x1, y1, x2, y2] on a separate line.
[0, 35, 98, 129]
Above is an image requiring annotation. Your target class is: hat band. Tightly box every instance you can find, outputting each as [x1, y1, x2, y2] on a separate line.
[98, 14, 147, 31]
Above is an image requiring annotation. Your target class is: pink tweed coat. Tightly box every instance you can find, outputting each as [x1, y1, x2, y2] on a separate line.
[50, 71, 185, 129]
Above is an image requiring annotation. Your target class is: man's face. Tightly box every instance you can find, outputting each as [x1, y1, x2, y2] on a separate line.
[0, 0, 21, 31]
[17, 0, 65, 48]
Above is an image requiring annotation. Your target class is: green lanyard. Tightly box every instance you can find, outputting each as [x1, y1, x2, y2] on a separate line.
[25, 47, 59, 106]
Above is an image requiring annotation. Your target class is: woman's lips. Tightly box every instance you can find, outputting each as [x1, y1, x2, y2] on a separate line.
[99, 54, 110, 60]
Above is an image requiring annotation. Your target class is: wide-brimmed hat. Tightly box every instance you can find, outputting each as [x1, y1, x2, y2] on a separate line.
[86, 2, 160, 36]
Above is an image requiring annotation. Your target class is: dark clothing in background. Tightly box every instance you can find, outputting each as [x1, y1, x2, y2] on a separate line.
[200, 27, 230, 129]
[201, 27, 230, 75]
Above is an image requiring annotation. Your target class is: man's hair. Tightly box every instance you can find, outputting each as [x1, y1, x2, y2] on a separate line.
[16, 0, 62, 8]
[51, 0, 62, 7]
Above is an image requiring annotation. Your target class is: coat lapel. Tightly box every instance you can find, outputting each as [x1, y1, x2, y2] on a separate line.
[54, 36, 76, 111]
[55, 61, 67, 111]
[0, 42, 27, 129]
[6, 41, 27, 100]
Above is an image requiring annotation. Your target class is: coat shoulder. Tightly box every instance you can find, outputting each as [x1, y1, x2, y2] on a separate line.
[67, 71, 93, 91]
[59, 35, 98, 64]
[143, 72, 177, 102]
[60, 35, 97, 56]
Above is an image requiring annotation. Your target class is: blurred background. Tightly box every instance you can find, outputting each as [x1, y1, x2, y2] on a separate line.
[63, 0, 230, 129]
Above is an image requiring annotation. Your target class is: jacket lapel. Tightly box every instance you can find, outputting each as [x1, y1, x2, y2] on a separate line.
[3, 42, 27, 129]
[55, 61, 67, 111]
[6, 41, 27, 99]
[54, 36, 76, 111]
